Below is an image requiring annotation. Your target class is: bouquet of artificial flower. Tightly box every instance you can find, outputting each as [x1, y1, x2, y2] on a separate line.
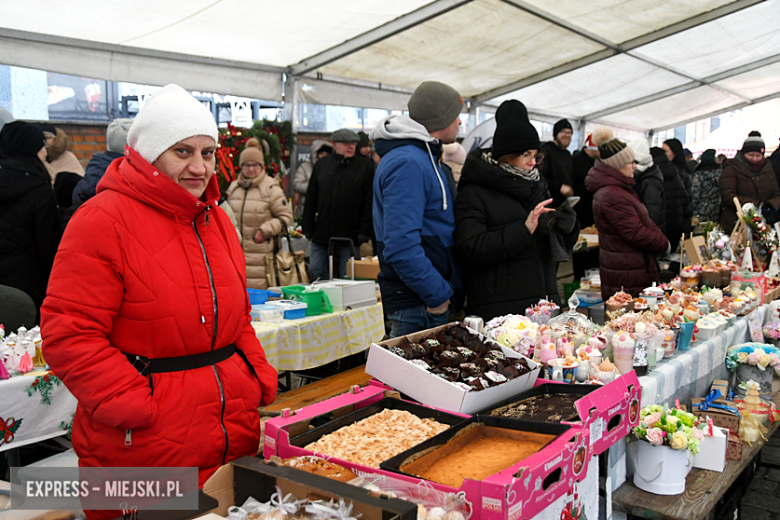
[725, 343, 780, 371]
[483, 315, 539, 358]
[632, 404, 706, 455]
[762, 321, 780, 341]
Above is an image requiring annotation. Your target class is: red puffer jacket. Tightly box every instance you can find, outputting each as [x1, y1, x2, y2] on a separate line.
[41, 147, 278, 487]
[585, 160, 669, 299]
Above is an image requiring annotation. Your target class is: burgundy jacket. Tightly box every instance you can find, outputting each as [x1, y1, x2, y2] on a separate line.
[585, 160, 669, 299]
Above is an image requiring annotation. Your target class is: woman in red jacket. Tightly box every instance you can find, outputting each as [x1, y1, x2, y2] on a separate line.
[41, 85, 278, 513]
[585, 128, 670, 299]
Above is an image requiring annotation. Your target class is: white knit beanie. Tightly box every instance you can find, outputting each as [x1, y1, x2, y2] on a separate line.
[628, 138, 653, 172]
[127, 84, 218, 164]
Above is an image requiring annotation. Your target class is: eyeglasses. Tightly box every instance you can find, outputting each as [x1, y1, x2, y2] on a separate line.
[242, 162, 264, 170]
[520, 151, 544, 162]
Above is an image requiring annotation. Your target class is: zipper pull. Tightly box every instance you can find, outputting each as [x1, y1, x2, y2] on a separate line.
[205, 205, 211, 226]
[125, 429, 132, 446]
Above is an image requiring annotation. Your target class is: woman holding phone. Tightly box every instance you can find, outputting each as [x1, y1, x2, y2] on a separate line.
[454, 100, 579, 321]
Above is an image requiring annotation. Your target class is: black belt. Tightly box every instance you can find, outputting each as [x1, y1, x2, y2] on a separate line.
[125, 343, 238, 377]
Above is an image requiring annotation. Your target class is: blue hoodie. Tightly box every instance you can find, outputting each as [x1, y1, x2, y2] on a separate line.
[370, 115, 464, 313]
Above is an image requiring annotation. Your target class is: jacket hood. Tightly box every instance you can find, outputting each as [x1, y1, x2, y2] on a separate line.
[585, 160, 636, 193]
[310, 139, 332, 165]
[459, 147, 545, 206]
[47, 128, 69, 162]
[97, 147, 221, 221]
[370, 114, 436, 146]
[0, 157, 52, 203]
[372, 114, 450, 210]
[634, 163, 663, 184]
[697, 149, 718, 170]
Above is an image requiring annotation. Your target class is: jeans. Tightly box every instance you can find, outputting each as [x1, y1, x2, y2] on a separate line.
[387, 304, 450, 338]
[308, 242, 351, 281]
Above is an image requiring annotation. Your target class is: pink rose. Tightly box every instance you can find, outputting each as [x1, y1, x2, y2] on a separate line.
[748, 351, 761, 365]
[645, 428, 665, 446]
[770, 353, 780, 367]
[692, 428, 704, 441]
[643, 412, 662, 428]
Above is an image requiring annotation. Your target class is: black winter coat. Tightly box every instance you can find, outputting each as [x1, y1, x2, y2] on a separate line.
[454, 149, 579, 321]
[652, 150, 688, 251]
[540, 142, 573, 207]
[0, 157, 60, 315]
[633, 164, 666, 233]
[770, 148, 780, 188]
[302, 152, 374, 246]
[678, 165, 694, 234]
[572, 148, 596, 228]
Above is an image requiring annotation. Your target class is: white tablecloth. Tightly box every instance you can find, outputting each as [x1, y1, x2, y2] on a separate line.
[0, 370, 77, 453]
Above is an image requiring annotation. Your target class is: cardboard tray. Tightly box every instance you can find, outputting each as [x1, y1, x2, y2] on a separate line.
[202, 456, 418, 520]
[476, 383, 598, 423]
[264, 383, 391, 459]
[474, 373, 642, 457]
[380, 416, 590, 520]
[366, 322, 542, 414]
[290, 397, 469, 449]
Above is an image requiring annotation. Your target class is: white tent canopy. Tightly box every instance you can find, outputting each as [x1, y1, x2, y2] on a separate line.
[1, 0, 779, 132]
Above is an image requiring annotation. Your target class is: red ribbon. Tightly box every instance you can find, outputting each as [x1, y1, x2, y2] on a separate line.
[0, 417, 17, 446]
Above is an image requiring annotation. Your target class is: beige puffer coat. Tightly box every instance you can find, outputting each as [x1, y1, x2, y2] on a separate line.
[226, 172, 293, 289]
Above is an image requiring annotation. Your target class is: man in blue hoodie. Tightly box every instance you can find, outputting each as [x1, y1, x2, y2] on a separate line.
[370, 81, 465, 337]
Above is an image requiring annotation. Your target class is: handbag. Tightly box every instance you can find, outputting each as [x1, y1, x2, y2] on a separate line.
[266, 217, 309, 287]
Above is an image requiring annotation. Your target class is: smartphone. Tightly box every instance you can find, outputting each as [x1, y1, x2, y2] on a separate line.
[558, 196, 580, 211]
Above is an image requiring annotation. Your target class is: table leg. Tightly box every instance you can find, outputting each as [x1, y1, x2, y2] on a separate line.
[3, 448, 20, 480]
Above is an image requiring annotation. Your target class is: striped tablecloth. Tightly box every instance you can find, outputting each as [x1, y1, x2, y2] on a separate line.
[606, 304, 768, 514]
[252, 303, 384, 371]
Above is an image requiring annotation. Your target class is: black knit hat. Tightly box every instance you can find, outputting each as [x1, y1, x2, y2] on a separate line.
[357, 131, 370, 149]
[741, 131, 765, 155]
[492, 100, 540, 159]
[0, 121, 46, 158]
[553, 118, 572, 138]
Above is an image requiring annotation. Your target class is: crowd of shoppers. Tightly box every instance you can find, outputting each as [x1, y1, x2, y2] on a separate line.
[3, 76, 780, 520]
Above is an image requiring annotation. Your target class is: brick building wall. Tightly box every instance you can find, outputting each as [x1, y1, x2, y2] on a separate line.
[48, 122, 109, 169]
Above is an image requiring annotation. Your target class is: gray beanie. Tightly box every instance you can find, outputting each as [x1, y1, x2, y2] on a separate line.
[331, 128, 359, 143]
[408, 81, 463, 132]
[107, 118, 134, 153]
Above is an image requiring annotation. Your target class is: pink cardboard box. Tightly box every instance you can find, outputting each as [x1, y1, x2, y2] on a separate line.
[265, 383, 589, 520]
[523, 372, 640, 457]
[530, 372, 640, 456]
[573, 371, 641, 456]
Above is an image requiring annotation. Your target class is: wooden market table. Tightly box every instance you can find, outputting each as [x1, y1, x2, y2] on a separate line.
[261, 365, 372, 413]
[612, 390, 780, 520]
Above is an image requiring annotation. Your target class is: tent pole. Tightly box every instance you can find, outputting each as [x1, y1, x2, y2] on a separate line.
[577, 119, 587, 149]
[467, 100, 478, 134]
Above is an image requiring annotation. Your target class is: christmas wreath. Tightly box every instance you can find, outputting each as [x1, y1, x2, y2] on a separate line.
[215, 119, 296, 193]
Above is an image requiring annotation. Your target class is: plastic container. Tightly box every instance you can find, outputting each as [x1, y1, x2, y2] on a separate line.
[266, 299, 308, 319]
[247, 288, 280, 305]
[250, 304, 285, 323]
[662, 328, 679, 357]
[677, 322, 695, 351]
[574, 289, 602, 305]
[282, 285, 333, 316]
